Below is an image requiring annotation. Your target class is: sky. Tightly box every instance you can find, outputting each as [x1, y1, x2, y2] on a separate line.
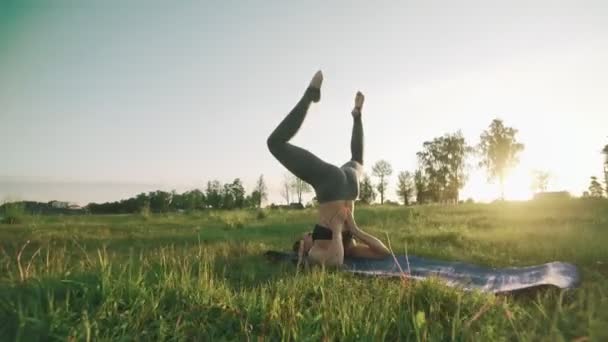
[1, 0, 607, 206]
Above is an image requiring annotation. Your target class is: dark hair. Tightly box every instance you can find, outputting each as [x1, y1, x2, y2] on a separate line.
[292, 240, 301, 253]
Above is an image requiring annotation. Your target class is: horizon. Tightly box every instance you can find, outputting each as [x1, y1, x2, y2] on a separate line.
[0, 177, 584, 208]
[2, 1, 607, 206]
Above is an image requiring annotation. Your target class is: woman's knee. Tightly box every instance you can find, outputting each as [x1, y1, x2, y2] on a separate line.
[266, 135, 281, 153]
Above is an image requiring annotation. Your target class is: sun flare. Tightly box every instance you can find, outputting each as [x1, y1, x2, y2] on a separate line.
[503, 167, 536, 201]
[461, 164, 537, 202]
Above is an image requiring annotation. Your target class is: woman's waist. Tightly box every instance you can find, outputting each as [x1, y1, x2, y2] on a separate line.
[317, 201, 352, 223]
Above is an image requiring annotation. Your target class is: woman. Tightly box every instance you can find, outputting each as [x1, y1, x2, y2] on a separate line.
[267, 70, 391, 266]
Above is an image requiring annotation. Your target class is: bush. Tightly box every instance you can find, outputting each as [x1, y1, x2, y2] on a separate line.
[139, 205, 151, 220]
[384, 200, 400, 206]
[256, 210, 267, 220]
[1, 202, 27, 224]
[223, 219, 244, 230]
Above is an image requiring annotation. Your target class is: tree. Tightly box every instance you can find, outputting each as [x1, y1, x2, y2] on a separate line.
[396, 171, 415, 205]
[531, 170, 550, 193]
[359, 174, 376, 204]
[290, 175, 312, 204]
[444, 132, 472, 203]
[148, 190, 172, 213]
[220, 178, 246, 209]
[234, 179, 246, 208]
[169, 190, 184, 211]
[372, 160, 393, 204]
[244, 192, 260, 208]
[205, 180, 223, 209]
[135, 192, 150, 211]
[222, 183, 235, 209]
[416, 131, 471, 203]
[603, 143, 608, 196]
[253, 174, 268, 208]
[281, 174, 292, 204]
[248, 191, 260, 208]
[227, 178, 246, 209]
[414, 169, 429, 204]
[183, 189, 205, 211]
[588, 176, 604, 198]
[478, 119, 525, 200]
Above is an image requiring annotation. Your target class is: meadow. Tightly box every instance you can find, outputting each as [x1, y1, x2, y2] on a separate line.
[1, 199, 607, 341]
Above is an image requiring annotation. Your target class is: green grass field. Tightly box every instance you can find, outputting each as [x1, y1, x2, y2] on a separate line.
[1, 200, 607, 341]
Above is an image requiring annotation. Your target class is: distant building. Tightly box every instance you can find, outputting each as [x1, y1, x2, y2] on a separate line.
[67, 203, 81, 210]
[533, 191, 571, 201]
[269, 202, 305, 210]
[49, 200, 69, 209]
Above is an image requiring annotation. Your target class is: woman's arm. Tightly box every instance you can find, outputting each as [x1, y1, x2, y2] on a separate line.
[344, 211, 391, 258]
[297, 238, 306, 268]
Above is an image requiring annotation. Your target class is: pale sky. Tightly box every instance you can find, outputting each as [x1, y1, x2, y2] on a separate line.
[1, 0, 607, 205]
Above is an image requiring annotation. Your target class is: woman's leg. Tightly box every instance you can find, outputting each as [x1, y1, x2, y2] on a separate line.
[267, 78, 341, 191]
[350, 112, 363, 165]
[342, 92, 365, 178]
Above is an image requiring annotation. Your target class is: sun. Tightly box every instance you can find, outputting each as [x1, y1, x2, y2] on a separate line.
[461, 164, 536, 202]
[502, 167, 535, 201]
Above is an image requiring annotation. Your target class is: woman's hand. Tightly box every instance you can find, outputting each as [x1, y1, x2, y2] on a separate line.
[344, 209, 391, 257]
[344, 210, 361, 235]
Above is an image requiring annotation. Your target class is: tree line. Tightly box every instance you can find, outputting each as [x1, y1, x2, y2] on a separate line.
[357, 119, 522, 205]
[583, 142, 608, 198]
[85, 172, 322, 214]
[86, 176, 269, 214]
[357, 119, 608, 205]
[4, 120, 606, 216]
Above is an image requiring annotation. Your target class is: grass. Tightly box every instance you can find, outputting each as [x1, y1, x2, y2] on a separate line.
[0, 199, 607, 341]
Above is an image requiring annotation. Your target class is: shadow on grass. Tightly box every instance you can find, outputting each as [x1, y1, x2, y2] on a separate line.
[0, 273, 103, 341]
[0, 270, 258, 341]
[1, 222, 310, 258]
[212, 251, 295, 291]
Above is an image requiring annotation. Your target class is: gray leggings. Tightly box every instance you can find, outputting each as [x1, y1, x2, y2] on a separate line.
[267, 87, 363, 203]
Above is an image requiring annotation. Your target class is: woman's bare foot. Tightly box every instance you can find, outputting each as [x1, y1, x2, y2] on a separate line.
[309, 70, 323, 89]
[352, 91, 364, 118]
[307, 70, 323, 103]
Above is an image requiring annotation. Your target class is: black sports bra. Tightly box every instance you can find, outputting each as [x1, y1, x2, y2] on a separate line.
[312, 224, 354, 243]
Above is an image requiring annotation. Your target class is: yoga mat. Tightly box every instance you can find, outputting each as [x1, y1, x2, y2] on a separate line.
[264, 251, 580, 293]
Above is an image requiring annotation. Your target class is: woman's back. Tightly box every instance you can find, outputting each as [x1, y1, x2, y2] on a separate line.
[308, 200, 354, 266]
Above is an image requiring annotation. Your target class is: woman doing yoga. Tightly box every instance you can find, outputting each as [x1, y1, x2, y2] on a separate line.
[267, 71, 391, 266]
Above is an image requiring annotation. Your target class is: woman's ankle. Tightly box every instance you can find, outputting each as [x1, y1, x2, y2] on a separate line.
[304, 86, 321, 103]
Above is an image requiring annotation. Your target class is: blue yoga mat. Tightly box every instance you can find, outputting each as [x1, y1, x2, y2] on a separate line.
[264, 251, 580, 293]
